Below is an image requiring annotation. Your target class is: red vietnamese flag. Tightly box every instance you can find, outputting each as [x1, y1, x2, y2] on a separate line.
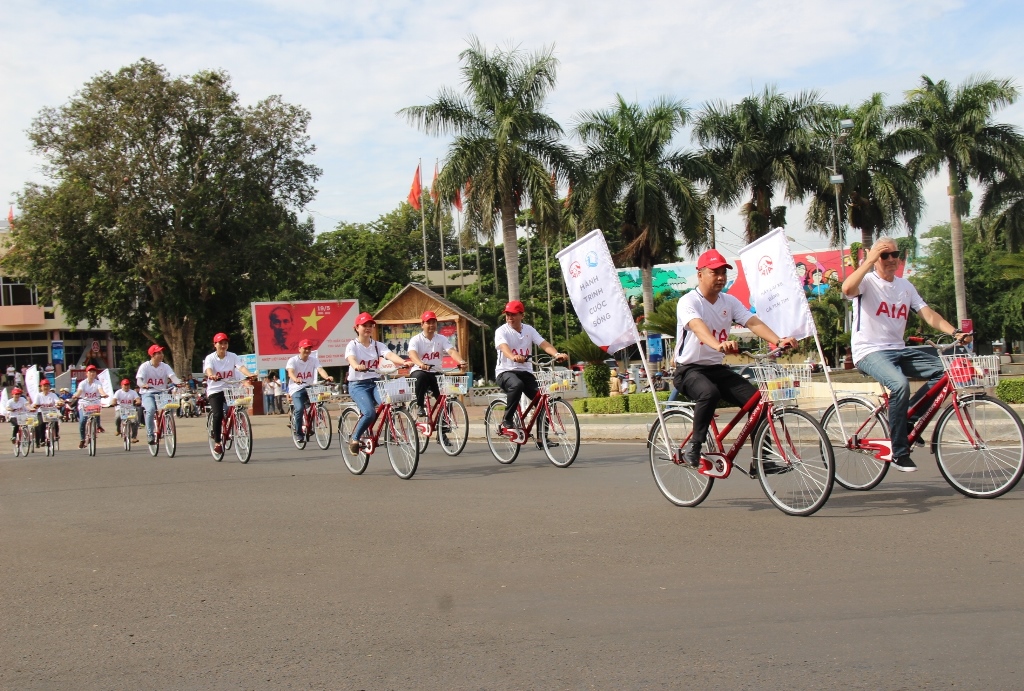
[430, 163, 439, 202]
[7, 206, 13, 228]
[408, 164, 422, 210]
[453, 187, 463, 212]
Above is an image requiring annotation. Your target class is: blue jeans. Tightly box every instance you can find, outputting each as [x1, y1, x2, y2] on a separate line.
[291, 387, 310, 438]
[856, 348, 944, 458]
[349, 379, 382, 440]
[141, 392, 158, 439]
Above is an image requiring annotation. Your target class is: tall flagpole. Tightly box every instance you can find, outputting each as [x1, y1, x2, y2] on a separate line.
[419, 159, 429, 289]
[435, 159, 447, 298]
[457, 206, 465, 290]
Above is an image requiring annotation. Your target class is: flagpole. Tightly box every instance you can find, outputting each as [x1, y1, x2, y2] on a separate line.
[456, 205, 465, 290]
[638, 336, 673, 461]
[435, 159, 447, 298]
[418, 159, 429, 289]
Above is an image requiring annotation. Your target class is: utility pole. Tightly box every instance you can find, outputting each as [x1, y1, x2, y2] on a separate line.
[709, 213, 716, 249]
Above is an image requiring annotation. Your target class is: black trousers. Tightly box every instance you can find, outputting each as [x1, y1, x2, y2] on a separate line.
[673, 364, 757, 449]
[410, 370, 441, 411]
[496, 371, 539, 428]
[209, 391, 226, 443]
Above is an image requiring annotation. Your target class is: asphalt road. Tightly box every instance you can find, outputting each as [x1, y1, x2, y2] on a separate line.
[2, 435, 1022, 690]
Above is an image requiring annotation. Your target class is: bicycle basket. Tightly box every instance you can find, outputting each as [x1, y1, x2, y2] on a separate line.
[939, 354, 999, 390]
[223, 384, 252, 409]
[439, 374, 469, 395]
[117, 405, 138, 421]
[16, 412, 38, 426]
[82, 403, 102, 417]
[40, 408, 62, 422]
[535, 371, 573, 394]
[376, 377, 414, 404]
[750, 363, 812, 402]
[308, 384, 334, 402]
[153, 393, 179, 410]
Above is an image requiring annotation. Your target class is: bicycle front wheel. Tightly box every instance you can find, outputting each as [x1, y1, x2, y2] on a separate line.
[234, 410, 253, 464]
[935, 395, 1024, 498]
[314, 405, 332, 450]
[14, 430, 22, 457]
[648, 409, 714, 507]
[386, 408, 419, 479]
[438, 398, 469, 457]
[484, 400, 520, 464]
[339, 407, 368, 475]
[149, 414, 160, 457]
[47, 422, 57, 456]
[164, 415, 176, 457]
[87, 418, 97, 457]
[123, 427, 131, 451]
[542, 398, 580, 468]
[754, 408, 834, 516]
[820, 397, 889, 491]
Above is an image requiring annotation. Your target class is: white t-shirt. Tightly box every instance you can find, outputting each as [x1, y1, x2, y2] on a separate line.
[115, 389, 141, 407]
[75, 379, 107, 409]
[345, 340, 393, 382]
[203, 351, 245, 395]
[408, 332, 452, 373]
[494, 323, 545, 376]
[286, 354, 322, 391]
[6, 397, 28, 415]
[674, 289, 752, 366]
[34, 391, 62, 408]
[137, 361, 180, 391]
[848, 272, 927, 364]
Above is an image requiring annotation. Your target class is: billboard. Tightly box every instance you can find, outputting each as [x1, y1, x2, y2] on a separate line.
[251, 300, 359, 369]
[379, 320, 461, 369]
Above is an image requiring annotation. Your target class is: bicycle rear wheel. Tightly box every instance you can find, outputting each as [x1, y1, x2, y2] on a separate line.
[648, 410, 714, 507]
[210, 417, 226, 461]
[164, 415, 176, 457]
[314, 405, 332, 450]
[339, 407, 368, 475]
[820, 397, 889, 490]
[438, 398, 469, 457]
[484, 400, 520, 464]
[234, 410, 253, 464]
[541, 398, 580, 468]
[386, 408, 419, 479]
[415, 406, 430, 455]
[754, 408, 834, 516]
[292, 409, 308, 450]
[935, 395, 1024, 498]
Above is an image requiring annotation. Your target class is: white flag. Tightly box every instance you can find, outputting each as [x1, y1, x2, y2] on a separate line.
[739, 228, 816, 341]
[0, 385, 8, 416]
[557, 229, 640, 354]
[97, 368, 115, 407]
[26, 365, 40, 403]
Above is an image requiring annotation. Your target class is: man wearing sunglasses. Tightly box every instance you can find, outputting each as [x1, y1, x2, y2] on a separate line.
[842, 237, 971, 471]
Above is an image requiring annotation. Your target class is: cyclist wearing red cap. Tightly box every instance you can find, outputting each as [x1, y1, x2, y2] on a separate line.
[31, 378, 62, 446]
[204, 333, 255, 454]
[114, 378, 141, 443]
[136, 345, 181, 445]
[673, 249, 798, 467]
[408, 310, 467, 417]
[287, 338, 334, 444]
[494, 300, 567, 442]
[6, 387, 29, 443]
[71, 365, 110, 448]
[344, 312, 410, 453]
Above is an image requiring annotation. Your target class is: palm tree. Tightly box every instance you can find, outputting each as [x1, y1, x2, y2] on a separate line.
[895, 74, 1024, 323]
[574, 96, 713, 322]
[694, 86, 821, 242]
[981, 173, 1024, 252]
[806, 94, 925, 250]
[400, 38, 575, 301]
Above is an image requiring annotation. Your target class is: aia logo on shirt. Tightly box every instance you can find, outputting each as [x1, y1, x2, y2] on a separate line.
[144, 377, 166, 387]
[356, 359, 379, 370]
[295, 371, 315, 383]
[875, 302, 909, 320]
[422, 351, 442, 362]
[712, 329, 729, 343]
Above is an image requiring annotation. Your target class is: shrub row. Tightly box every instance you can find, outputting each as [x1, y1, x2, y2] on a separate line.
[996, 378, 1024, 404]
[572, 391, 670, 414]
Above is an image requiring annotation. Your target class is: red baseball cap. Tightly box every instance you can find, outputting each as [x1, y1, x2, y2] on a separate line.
[298, 339, 314, 349]
[696, 249, 733, 271]
[40, 379, 51, 386]
[148, 344, 164, 356]
[11, 387, 22, 395]
[85, 365, 98, 372]
[420, 310, 437, 322]
[121, 378, 131, 385]
[354, 312, 376, 327]
[213, 332, 229, 344]
[503, 300, 525, 314]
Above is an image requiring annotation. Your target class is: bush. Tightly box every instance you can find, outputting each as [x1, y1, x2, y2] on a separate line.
[582, 362, 611, 398]
[571, 398, 587, 414]
[996, 378, 1024, 404]
[585, 396, 627, 414]
[626, 391, 670, 413]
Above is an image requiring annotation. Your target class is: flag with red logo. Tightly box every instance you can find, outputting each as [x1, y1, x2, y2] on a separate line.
[408, 164, 422, 210]
[738, 228, 815, 340]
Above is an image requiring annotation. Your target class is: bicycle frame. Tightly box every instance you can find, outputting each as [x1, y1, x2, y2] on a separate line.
[418, 391, 450, 436]
[666, 391, 774, 479]
[504, 391, 553, 445]
[356, 401, 397, 455]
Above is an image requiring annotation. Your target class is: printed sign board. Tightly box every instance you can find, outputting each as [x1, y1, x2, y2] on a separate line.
[251, 300, 359, 370]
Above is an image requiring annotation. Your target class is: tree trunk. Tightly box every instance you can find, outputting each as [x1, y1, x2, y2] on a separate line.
[157, 314, 196, 379]
[948, 175, 969, 325]
[861, 226, 873, 254]
[501, 200, 521, 301]
[641, 265, 655, 325]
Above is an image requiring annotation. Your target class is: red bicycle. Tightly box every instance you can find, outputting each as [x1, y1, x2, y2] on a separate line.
[339, 376, 420, 479]
[821, 336, 1024, 498]
[147, 389, 180, 457]
[289, 384, 335, 450]
[208, 383, 254, 463]
[414, 371, 470, 456]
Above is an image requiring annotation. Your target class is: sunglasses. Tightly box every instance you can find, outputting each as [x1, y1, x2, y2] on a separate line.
[879, 251, 902, 260]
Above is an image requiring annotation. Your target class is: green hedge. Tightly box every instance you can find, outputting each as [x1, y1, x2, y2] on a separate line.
[625, 391, 670, 413]
[584, 396, 628, 414]
[572, 398, 588, 414]
[996, 378, 1024, 404]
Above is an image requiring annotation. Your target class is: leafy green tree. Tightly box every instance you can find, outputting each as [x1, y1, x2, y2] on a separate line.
[895, 74, 1024, 324]
[980, 173, 1024, 252]
[4, 59, 319, 376]
[400, 37, 576, 302]
[574, 96, 713, 322]
[807, 95, 925, 249]
[695, 86, 821, 242]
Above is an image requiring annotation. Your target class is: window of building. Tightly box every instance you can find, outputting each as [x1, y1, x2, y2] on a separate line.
[0, 277, 38, 306]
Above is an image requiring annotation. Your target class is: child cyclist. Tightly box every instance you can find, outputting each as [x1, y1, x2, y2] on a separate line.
[408, 310, 467, 418]
[493, 300, 568, 444]
[7, 387, 29, 443]
[114, 378, 141, 443]
[32, 378, 63, 446]
[344, 312, 410, 454]
[70, 365, 110, 448]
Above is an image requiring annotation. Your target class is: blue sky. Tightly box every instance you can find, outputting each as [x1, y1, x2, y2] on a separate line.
[3, 0, 1022, 259]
